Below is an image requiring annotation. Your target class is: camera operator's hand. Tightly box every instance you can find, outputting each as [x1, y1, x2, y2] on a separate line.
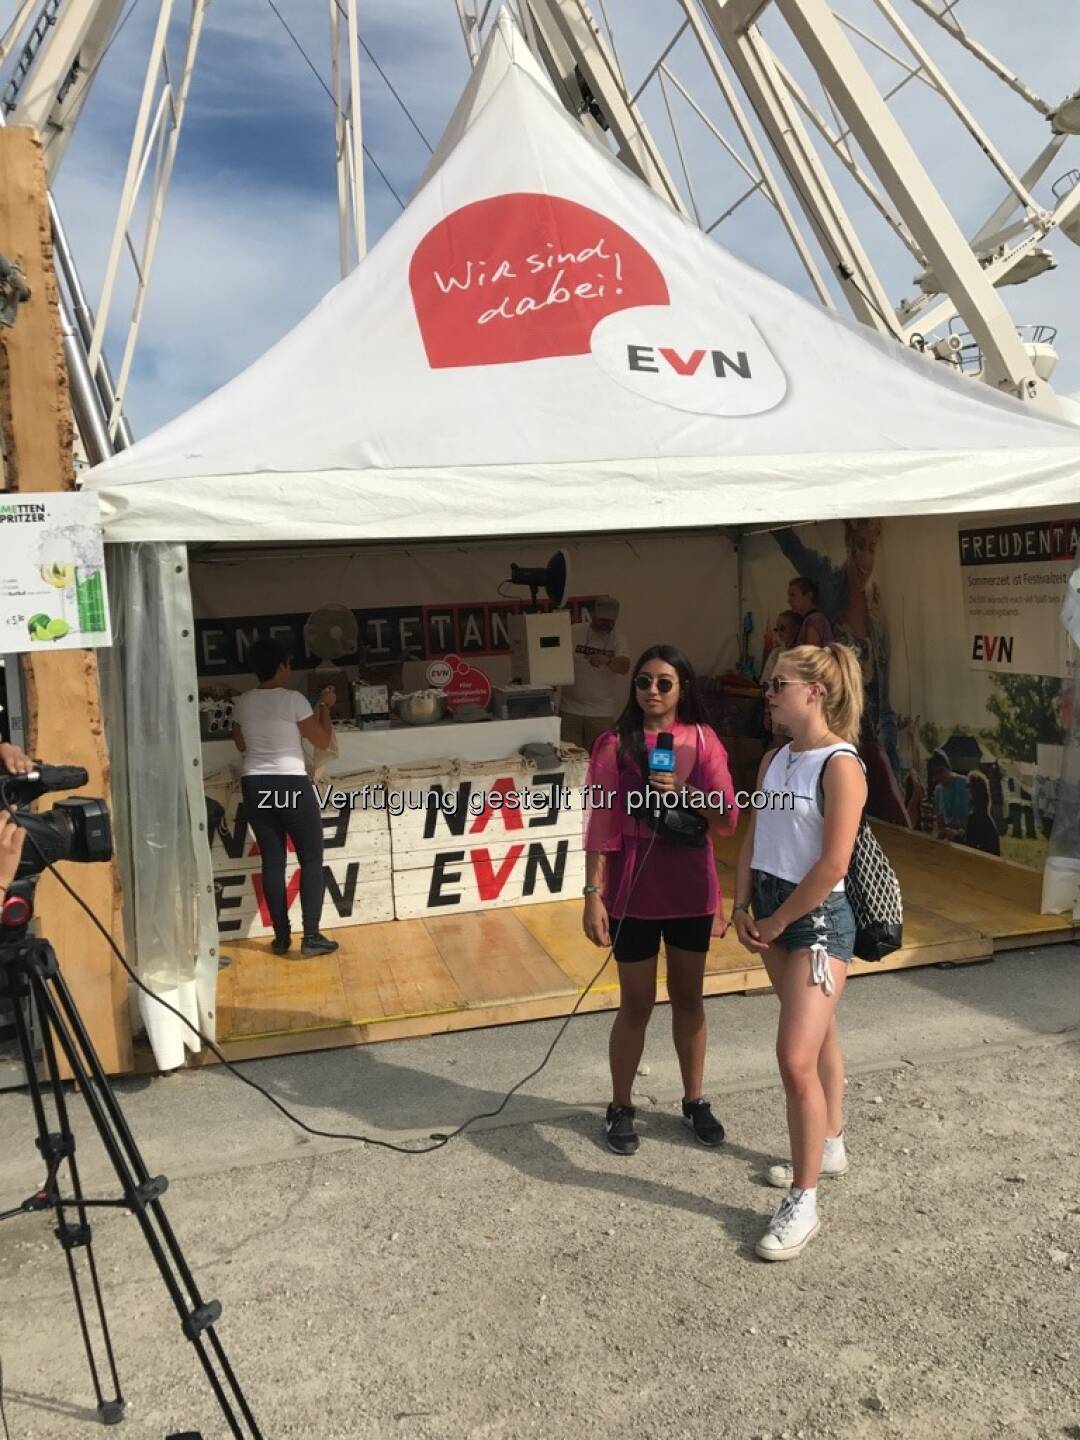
[0, 811, 26, 893]
[0, 742, 33, 776]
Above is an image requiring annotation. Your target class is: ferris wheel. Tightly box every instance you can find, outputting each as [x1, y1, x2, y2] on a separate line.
[2, 0, 1078, 459]
[450, 0, 1080, 411]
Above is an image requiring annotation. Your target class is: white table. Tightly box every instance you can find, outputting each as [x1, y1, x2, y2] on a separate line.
[201, 714, 563, 777]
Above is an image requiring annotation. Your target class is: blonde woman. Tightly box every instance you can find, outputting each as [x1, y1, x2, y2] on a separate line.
[732, 644, 867, 1261]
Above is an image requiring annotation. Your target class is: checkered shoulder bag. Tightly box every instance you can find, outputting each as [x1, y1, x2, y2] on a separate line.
[817, 748, 903, 963]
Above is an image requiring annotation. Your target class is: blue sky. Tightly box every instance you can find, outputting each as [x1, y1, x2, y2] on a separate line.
[11, 0, 1079, 435]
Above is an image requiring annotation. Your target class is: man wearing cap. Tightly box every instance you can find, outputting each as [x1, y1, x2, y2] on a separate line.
[559, 596, 630, 753]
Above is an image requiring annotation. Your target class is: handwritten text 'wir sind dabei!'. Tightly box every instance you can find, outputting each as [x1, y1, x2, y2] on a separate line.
[431, 237, 624, 326]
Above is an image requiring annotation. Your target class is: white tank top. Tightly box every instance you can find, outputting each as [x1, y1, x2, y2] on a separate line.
[751, 742, 862, 889]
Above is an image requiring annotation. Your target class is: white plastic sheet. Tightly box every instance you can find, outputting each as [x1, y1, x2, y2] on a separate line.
[99, 542, 218, 1065]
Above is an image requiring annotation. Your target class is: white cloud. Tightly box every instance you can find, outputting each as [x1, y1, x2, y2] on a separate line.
[45, 0, 465, 435]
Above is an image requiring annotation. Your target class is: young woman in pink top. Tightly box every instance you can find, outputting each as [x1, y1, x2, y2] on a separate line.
[582, 645, 737, 1156]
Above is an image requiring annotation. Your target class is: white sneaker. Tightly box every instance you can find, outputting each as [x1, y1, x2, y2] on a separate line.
[766, 1135, 848, 1189]
[755, 1189, 820, 1262]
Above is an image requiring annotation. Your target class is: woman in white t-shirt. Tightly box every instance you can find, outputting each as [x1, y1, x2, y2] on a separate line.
[559, 597, 630, 753]
[732, 643, 867, 1262]
[231, 639, 338, 957]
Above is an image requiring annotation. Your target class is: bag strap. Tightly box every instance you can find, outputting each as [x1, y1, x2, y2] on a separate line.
[815, 745, 865, 816]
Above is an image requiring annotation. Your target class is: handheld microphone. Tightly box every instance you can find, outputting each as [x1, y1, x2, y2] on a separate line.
[31, 764, 91, 792]
[0, 764, 90, 805]
[648, 732, 676, 775]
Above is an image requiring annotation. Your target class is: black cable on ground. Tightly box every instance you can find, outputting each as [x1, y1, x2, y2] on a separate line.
[5, 791, 657, 1156]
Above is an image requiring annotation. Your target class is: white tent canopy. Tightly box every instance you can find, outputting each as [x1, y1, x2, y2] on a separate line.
[85, 10, 1080, 544]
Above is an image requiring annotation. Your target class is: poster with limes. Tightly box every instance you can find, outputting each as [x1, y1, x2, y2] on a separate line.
[0, 491, 111, 653]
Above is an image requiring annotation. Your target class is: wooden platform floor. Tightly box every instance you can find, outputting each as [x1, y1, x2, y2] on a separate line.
[214, 823, 1076, 1062]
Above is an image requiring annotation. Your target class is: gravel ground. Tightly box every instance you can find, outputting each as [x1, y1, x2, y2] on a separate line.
[2, 1030, 1078, 1439]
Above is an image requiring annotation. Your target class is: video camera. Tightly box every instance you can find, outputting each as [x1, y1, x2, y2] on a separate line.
[0, 763, 112, 887]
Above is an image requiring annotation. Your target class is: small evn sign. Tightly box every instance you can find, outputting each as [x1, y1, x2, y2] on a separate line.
[626, 345, 751, 379]
[590, 302, 787, 417]
[972, 635, 1014, 664]
[425, 840, 570, 909]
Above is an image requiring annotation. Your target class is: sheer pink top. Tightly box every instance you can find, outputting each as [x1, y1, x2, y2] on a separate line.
[583, 721, 737, 920]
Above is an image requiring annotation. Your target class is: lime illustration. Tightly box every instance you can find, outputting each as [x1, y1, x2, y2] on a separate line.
[27, 612, 50, 633]
[45, 618, 70, 639]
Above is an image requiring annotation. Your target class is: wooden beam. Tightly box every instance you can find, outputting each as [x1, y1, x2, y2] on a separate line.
[0, 126, 132, 1074]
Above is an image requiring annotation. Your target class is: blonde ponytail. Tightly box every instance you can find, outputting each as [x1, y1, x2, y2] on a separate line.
[781, 643, 865, 743]
[823, 643, 864, 742]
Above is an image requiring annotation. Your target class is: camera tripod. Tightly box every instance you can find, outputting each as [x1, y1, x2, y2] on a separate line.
[0, 932, 262, 1437]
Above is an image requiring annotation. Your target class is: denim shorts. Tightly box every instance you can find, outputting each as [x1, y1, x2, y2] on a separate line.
[751, 869, 856, 964]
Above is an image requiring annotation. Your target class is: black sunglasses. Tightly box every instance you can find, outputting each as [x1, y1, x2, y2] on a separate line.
[635, 674, 676, 694]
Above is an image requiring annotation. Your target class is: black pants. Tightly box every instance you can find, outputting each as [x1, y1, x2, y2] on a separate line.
[241, 776, 325, 938]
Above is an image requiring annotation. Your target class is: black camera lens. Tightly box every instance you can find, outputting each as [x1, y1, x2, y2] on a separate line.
[15, 798, 112, 878]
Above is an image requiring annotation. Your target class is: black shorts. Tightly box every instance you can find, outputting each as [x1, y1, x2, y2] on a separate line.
[611, 914, 714, 964]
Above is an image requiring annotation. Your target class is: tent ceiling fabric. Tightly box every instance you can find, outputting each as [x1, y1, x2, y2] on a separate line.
[83, 9, 1080, 544]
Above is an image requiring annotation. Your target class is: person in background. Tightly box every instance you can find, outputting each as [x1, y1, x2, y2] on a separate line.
[787, 579, 834, 649]
[582, 645, 737, 1157]
[929, 750, 969, 843]
[761, 610, 801, 743]
[733, 643, 867, 1261]
[231, 639, 339, 958]
[965, 771, 1000, 856]
[774, 520, 909, 828]
[560, 595, 630, 753]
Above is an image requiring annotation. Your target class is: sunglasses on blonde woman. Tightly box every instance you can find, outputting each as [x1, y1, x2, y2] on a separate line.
[635, 674, 676, 693]
[761, 677, 810, 696]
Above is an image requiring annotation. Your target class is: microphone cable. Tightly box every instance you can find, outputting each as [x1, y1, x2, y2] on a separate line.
[4, 785, 659, 1156]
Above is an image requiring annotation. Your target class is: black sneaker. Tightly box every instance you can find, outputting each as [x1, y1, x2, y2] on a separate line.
[682, 1098, 726, 1148]
[300, 932, 339, 957]
[604, 1103, 639, 1156]
[271, 932, 291, 955]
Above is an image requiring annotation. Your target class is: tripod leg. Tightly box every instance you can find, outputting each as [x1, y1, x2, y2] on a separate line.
[27, 946, 262, 1439]
[10, 992, 125, 1425]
